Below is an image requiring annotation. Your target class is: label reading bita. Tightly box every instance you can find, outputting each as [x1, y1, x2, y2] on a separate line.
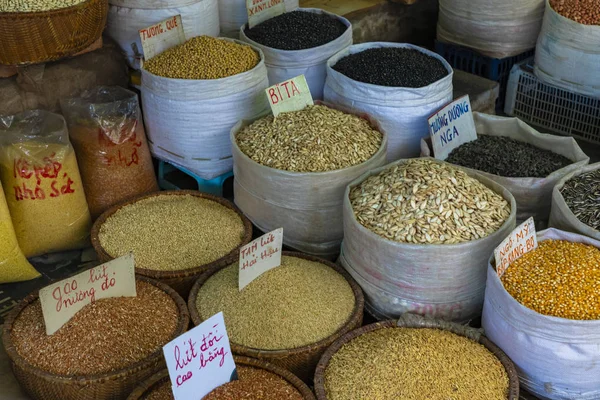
[39, 253, 136, 335]
[266, 75, 314, 117]
[247, 0, 286, 29]
[163, 312, 237, 400]
[239, 228, 283, 290]
[495, 217, 538, 277]
[428, 95, 477, 160]
[139, 15, 185, 61]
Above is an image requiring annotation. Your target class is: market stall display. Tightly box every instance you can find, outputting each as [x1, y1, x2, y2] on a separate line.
[218, 0, 299, 38]
[240, 9, 352, 99]
[61, 86, 158, 219]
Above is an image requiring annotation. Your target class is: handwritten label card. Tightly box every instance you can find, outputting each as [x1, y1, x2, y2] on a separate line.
[239, 228, 283, 290]
[247, 0, 286, 28]
[39, 253, 136, 335]
[163, 312, 236, 400]
[495, 217, 538, 277]
[266, 75, 314, 117]
[139, 15, 185, 61]
[428, 95, 478, 160]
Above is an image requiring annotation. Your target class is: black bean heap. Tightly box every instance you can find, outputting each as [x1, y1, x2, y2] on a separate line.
[332, 48, 449, 88]
[560, 169, 600, 230]
[445, 135, 572, 178]
[244, 11, 347, 51]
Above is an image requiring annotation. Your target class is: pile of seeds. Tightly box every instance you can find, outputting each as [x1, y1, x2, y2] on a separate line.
[11, 281, 179, 376]
[144, 36, 259, 80]
[0, 0, 84, 12]
[560, 169, 600, 230]
[350, 159, 511, 244]
[98, 194, 245, 271]
[446, 135, 573, 178]
[143, 379, 173, 400]
[332, 47, 449, 87]
[501, 239, 600, 320]
[244, 11, 347, 50]
[550, 0, 600, 25]
[236, 105, 382, 172]
[196, 256, 355, 350]
[325, 327, 509, 400]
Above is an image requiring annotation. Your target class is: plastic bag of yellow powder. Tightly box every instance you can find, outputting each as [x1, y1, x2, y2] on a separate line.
[0, 110, 92, 257]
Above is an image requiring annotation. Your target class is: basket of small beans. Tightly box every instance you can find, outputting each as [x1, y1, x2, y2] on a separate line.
[2, 276, 189, 400]
[188, 252, 364, 382]
[483, 228, 600, 399]
[314, 314, 519, 400]
[127, 356, 316, 400]
[0, 0, 108, 65]
[91, 191, 253, 296]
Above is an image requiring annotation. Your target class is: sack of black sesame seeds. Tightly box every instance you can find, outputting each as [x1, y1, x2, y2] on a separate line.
[420, 113, 589, 224]
[483, 228, 600, 400]
[218, 0, 299, 38]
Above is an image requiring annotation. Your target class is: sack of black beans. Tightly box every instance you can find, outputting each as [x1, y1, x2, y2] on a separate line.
[420, 113, 589, 224]
[324, 42, 453, 161]
[240, 9, 352, 100]
[218, 0, 299, 38]
[549, 163, 600, 240]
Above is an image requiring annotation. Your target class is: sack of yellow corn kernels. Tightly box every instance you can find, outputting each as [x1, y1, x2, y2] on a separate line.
[0, 110, 92, 257]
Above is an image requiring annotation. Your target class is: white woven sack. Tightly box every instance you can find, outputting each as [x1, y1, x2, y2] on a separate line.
[483, 228, 600, 400]
[240, 8, 352, 100]
[231, 105, 388, 259]
[141, 39, 269, 180]
[549, 163, 600, 240]
[340, 158, 517, 323]
[420, 113, 589, 223]
[219, 0, 299, 38]
[437, 0, 544, 59]
[324, 43, 453, 162]
[106, 0, 220, 69]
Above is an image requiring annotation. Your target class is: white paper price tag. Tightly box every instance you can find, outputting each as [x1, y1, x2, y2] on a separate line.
[266, 75, 314, 117]
[163, 312, 237, 400]
[39, 253, 136, 335]
[428, 95, 478, 160]
[495, 217, 538, 277]
[239, 228, 283, 290]
[139, 15, 185, 61]
[246, 0, 285, 28]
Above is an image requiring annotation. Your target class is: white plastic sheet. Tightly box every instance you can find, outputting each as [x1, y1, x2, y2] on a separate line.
[218, 0, 299, 38]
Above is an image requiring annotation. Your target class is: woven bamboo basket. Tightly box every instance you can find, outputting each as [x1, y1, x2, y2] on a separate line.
[127, 356, 316, 399]
[0, 0, 108, 65]
[91, 190, 253, 298]
[188, 251, 364, 383]
[2, 276, 190, 400]
[314, 315, 520, 400]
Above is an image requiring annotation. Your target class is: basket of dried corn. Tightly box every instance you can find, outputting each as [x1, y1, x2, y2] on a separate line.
[91, 190, 253, 297]
[2, 276, 189, 400]
[0, 0, 108, 65]
[314, 314, 520, 400]
[127, 356, 316, 399]
[188, 251, 364, 383]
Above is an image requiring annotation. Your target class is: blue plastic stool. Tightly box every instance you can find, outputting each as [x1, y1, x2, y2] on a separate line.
[158, 160, 233, 197]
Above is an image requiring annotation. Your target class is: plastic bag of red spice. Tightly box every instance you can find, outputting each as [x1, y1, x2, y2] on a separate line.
[61, 86, 159, 219]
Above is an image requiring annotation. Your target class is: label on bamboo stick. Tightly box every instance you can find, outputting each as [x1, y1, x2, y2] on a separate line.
[428, 95, 477, 160]
[247, 0, 286, 28]
[495, 217, 538, 277]
[266, 75, 314, 117]
[139, 15, 185, 61]
[239, 228, 283, 290]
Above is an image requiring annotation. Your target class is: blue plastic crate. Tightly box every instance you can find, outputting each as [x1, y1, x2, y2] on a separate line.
[435, 40, 535, 113]
[157, 160, 233, 197]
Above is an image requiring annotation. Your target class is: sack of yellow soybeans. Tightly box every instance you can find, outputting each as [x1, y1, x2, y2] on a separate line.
[0, 110, 92, 257]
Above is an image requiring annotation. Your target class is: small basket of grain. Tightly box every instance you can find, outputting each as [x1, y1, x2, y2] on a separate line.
[2, 276, 189, 400]
[188, 252, 364, 383]
[91, 190, 253, 297]
[127, 356, 316, 399]
[314, 314, 520, 400]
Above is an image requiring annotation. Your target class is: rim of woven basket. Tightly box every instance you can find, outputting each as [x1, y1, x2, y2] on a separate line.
[188, 251, 365, 360]
[127, 356, 316, 400]
[91, 190, 253, 281]
[0, 0, 100, 17]
[1, 275, 190, 386]
[313, 319, 520, 400]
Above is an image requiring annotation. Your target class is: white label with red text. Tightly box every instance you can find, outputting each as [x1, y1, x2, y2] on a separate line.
[495, 217, 538, 277]
[139, 15, 185, 61]
[428, 95, 477, 160]
[247, 0, 285, 28]
[163, 312, 236, 400]
[239, 228, 283, 290]
[266, 75, 314, 117]
[39, 253, 136, 335]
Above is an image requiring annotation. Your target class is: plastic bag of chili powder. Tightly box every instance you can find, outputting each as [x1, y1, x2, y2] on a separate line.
[61, 86, 158, 219]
